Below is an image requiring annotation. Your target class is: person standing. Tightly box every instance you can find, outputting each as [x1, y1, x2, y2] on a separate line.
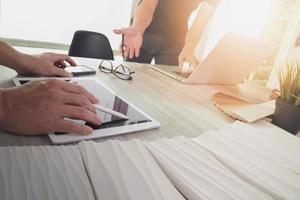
[114, 0, 220, 67]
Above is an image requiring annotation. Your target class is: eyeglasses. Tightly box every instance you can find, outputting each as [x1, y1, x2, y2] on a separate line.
[99, 60, 135, 80]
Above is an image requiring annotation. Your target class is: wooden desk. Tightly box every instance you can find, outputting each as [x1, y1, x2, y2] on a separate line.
[0, 57, 232, 146]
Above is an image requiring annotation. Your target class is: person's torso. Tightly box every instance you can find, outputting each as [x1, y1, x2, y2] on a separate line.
[145, 0, 200, 41]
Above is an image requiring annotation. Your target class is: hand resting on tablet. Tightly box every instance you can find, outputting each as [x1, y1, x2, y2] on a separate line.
[0, 80, 101, 135]
[0, 41, 103, 135]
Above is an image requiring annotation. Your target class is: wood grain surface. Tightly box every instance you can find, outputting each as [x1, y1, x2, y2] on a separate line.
[0, 57, 233, 146]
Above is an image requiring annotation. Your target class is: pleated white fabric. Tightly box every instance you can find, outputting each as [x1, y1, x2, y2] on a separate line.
[0, 145, 95, 200]
[1, 121, 299, 200]
[79, 139, 185, 200]
[194, 121, 300, 200]
[146, 136, 273, 200]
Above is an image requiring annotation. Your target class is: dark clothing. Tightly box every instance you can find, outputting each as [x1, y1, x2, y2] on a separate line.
[129, 0, 220, 65]
[145, 0, 201, 41]
[127, 33, 184, 65]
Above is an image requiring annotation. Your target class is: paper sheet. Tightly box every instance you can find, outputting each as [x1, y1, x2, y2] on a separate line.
[1, 119, 299, 200]
[0, 146, 95, 200]
[194, 121, 300, 200]
[145, 136, 272, 200]
[222, 122, 300, 174]
[79, 140, 185, 200]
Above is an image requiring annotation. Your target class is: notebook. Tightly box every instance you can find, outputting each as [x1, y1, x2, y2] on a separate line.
[1, 121, 299, 200]
[212, 81, 276, 122]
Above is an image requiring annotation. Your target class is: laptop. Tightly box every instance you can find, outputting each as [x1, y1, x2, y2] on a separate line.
[148, 32, 276, 85]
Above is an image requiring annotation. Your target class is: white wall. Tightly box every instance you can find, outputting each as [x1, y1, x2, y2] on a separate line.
[0, 0, 133, 49]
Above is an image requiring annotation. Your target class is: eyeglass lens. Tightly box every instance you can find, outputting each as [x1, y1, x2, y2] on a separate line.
[99, 60, 113, 73]
[114, 65, 131, 80]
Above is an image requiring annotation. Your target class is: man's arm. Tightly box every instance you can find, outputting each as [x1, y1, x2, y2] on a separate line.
[131, 0, 159, 34]
[114, 0, 159, 59]
[179, 1, 218, 68]
[0, 41, 27, 72]
[0, 41, 76, 77]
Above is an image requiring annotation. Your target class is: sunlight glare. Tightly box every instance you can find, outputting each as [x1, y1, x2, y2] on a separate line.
[203, 0, 274, 59]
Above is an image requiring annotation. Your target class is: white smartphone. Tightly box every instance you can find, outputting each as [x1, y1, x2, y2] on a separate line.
[65, 65, 96, 76]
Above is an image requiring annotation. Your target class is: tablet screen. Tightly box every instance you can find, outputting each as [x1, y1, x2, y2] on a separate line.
[86, 95, 151, 130]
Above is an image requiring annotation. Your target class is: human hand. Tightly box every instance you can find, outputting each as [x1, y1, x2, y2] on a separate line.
[17, 53, 77, 77]
[113, 27, 143, 59]
[178, 46, 200, 70]
[0, 79, 101, 135]
[271, 89, 280, 100]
